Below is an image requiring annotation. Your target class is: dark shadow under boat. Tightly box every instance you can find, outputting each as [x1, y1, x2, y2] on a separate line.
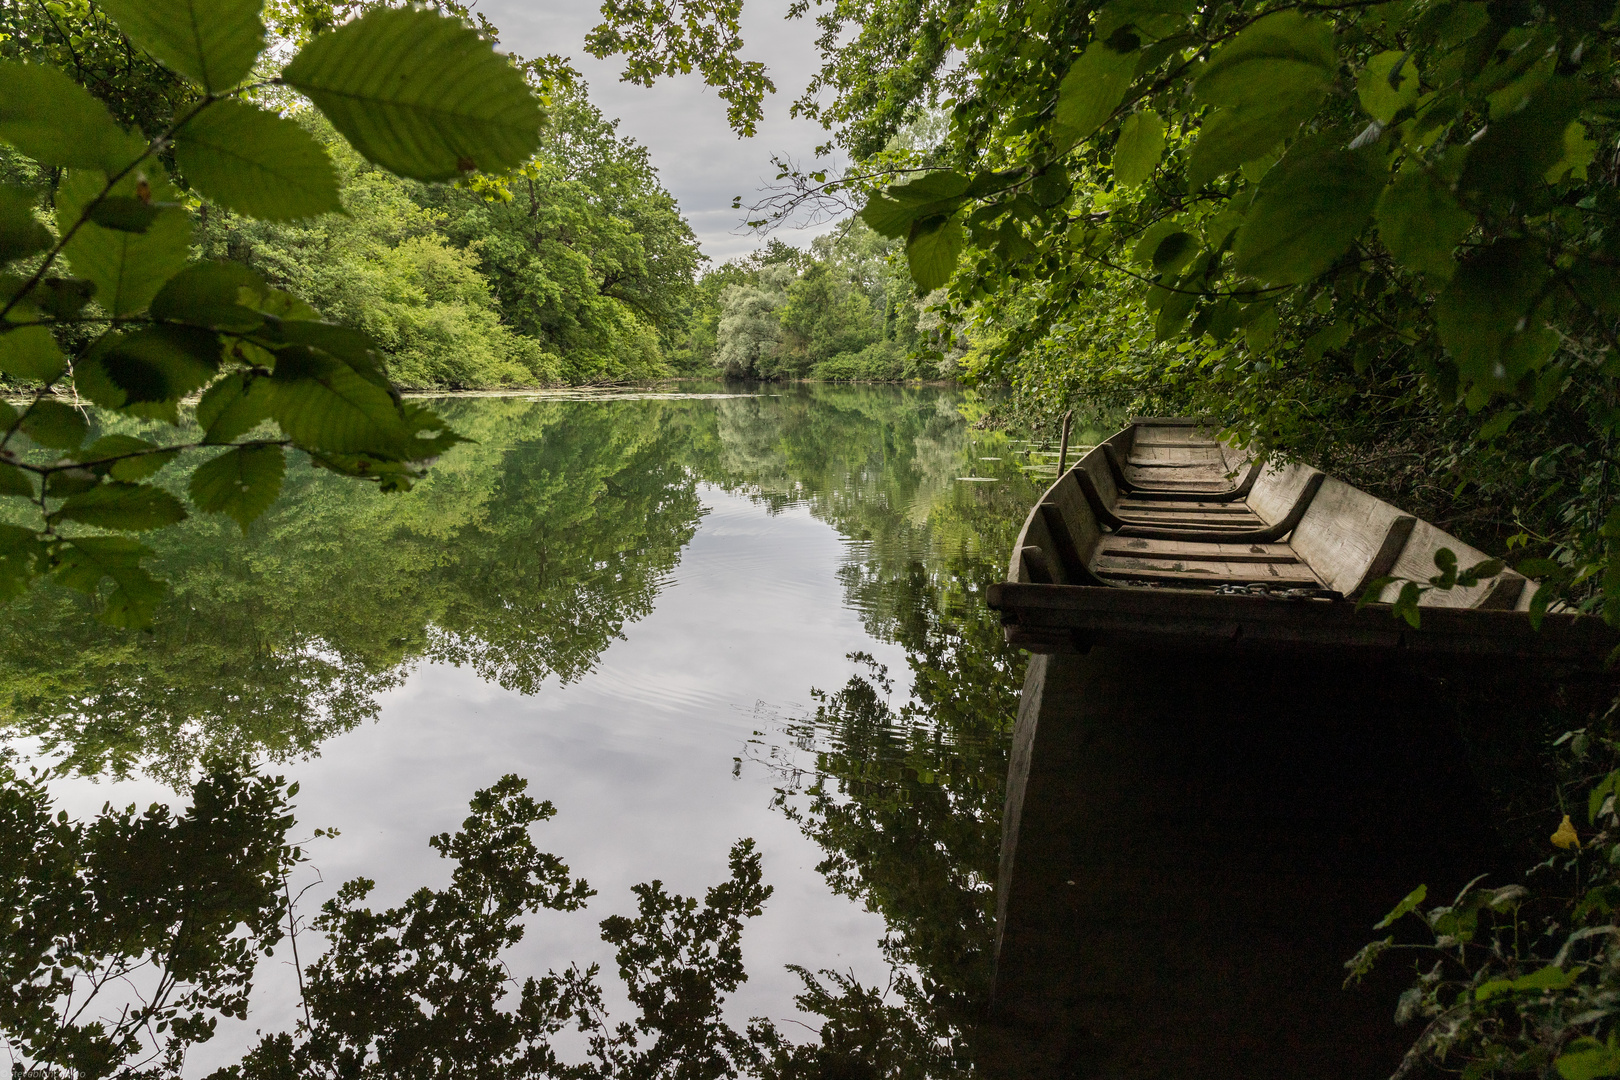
[977, 419, 1618, 1079]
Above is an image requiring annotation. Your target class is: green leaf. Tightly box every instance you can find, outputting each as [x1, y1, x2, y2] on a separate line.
[75, 435, 180, 481]
[1478, 410, 1517, 440]
[258, 320, 390, 387]
[76, 326, 222, 419]
[1185, 95, 1323, 189]
[1558, 1036, 1620, 1080]
[1435, 239, 1557, 394]
[0, 325, 66, 383]
[19, 399, 88, 450]
[1233, 148, 1386, 284]
[1151, 232, 1196, 275]
[283, 7, 544, 182]
[1053, 41, 1137, 146]
[52, 536, 165, 628]
[57, 170, 193, 316]
[0, 185, 51, 262]
[1093, 0, 1195, 41]
[151, 261, 267, 331]
[1546, 120, 1598, 184]
[86, 196, 176, 233]
[268, 349, 416, 454]
[884, 171, 971, 205]
[1375, 883, 1427, 928]
[1476, 963, 1577, 1001]
[1196, 11, 1336, 98]
[1458, 77, 1582, 202]
[0, 63, 146, 172]
[175, 101, 343, 221]
[0, 461, 34, 497]
[196, 371, 275, 443]
[1358, 51, 1421, 123]
[52, 481, 187, 531]
[96, 0, 265, 91]
[1114, 111, 1165, 186]
[905, 214, 964, 292]
[859, 194, 916, 239]
[26, 277, 97, 320]
[0, 524, 48, 602]
[1375, 165, 1474, 281]
[188, 444, 285, 531]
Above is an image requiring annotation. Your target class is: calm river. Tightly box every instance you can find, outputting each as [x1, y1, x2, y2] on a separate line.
[1, 384, 1069, 1073]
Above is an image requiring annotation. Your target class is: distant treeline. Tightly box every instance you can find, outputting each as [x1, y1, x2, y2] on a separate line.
[677, 228, 955, 383]
[0, 0, 954, 390]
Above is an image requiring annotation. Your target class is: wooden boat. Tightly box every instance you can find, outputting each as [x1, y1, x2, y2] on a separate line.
[977, 418, 1617, 1078]
[986, 417, 1612, 664]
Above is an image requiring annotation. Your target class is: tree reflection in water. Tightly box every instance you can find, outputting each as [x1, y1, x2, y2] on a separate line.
[0, 386, 1046, 1078]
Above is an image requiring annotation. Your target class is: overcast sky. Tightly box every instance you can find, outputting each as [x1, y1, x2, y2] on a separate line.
[480, 0, 848, 263]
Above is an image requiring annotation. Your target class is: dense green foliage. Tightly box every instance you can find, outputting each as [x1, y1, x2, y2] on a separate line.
[1, 0, 704, 392]
[0, 0, 550, 630]
[590, 0, 1620, 621]
[684, 230, 944, 381]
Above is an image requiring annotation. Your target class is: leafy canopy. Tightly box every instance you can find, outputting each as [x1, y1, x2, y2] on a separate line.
[0, 0, 546, 629]
[591, 0, 1620, 624]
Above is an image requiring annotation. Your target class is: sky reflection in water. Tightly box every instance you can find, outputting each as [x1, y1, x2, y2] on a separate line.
[5, 385, 1046, 1071]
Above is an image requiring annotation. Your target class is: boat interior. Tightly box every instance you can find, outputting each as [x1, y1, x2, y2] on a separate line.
[1013, 418, 1536, 612]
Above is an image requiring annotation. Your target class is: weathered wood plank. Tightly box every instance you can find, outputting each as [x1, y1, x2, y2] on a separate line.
[1093, 560, 1323, 586]
[1098, 538, 1298, 560]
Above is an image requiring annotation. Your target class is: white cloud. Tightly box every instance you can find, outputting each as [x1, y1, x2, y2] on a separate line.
[479, 0, 851, 262]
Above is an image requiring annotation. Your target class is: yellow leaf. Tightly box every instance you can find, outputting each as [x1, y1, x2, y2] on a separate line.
[1552, 814, 1582, 850]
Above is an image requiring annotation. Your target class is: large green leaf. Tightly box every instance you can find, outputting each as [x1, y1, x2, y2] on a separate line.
[1232, 148, 1387, 283]
[175, 101, 342, 221]
[0, 325, 66, 383]
[57, 170, 192, 317]
[884, 171, 971, 204]
[0, 63, 146, 172]
[1358, 51, 1422, 123]
[0, 462, 34, 498]
[19, 399, 88, 450]
[1458, 77, 1582, 201]
[282, 7, 544, 182]
[0, 185, 51, 263]
[261, 320, 391, 387]
[1093, 0, 1196, 41]
[151, 261, 267, 331]
[1114, 111, 1165, 187]
[52, 481, 187, 531]
[1376, 165, 1475, 281]
[905, 214, 964, 292]
[196, 371, 275, 443]
[1053, 41, 1138, 146]
[75, 435, 180, 481]
[188, 444, 285, 531]
[1435, 239, 1558, 394]
[52, 536, 165, 628]
[1196, 11, 1336, 94]
[76, 326, 222, 419]
[1185, 94, 1323, 189]
[1196, 56, 1334, 110]
[268, 349, 416, 454]
[0, 524, 48, 602]
[859, 174, 972, 240]
[96, 0, 265, 91]
[860, 194, 916, 239]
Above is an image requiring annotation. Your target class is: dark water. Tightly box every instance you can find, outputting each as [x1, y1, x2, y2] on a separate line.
[2, 384, 1062, 1073]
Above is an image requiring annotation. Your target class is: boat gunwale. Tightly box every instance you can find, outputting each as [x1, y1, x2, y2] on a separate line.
[994, 420, 1612, 663]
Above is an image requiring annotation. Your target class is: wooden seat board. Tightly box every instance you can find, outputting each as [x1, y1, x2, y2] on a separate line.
[1098, 538, 1299, 560]
[1093, 561, 1325, 586]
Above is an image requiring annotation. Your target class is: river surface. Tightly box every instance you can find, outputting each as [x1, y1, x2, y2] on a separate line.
[0, 384, 1115, 1074]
